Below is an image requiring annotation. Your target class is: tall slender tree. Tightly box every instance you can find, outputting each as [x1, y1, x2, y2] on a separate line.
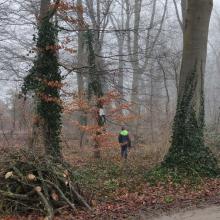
[125, 0, 167, 142]
[86, 28, 104, 158]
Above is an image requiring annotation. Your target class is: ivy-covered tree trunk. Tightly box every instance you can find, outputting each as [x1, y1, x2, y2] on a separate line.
[23, 0, 62, 158]
[164, 0, 218, 176]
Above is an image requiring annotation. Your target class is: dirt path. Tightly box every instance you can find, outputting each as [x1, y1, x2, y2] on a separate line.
[151, 206, 220, 220]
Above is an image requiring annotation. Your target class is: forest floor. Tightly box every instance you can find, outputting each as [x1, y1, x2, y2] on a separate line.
[62, 143, 220, 219]
[1, 142, 220, 219]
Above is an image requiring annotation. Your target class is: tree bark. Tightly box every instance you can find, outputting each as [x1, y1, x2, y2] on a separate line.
[76, 0, 87, 147]
[28, 0, 51, 155]
[86, 29, 104, 159]
[25, 0, 62, 158]
[181, 0, 187, 27]
[118, 38, 125, 99]
[130, 0, 141, 107]
[76, 0, 85, 96]
[178, 0, 211, 120]
[164, 0, 218, 176]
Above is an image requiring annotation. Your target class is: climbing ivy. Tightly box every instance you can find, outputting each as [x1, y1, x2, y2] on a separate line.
[22, 15, 62, 158]
[163, 69, 219, 177]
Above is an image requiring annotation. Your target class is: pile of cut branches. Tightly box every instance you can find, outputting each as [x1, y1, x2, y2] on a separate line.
[0, 151, 91, 219]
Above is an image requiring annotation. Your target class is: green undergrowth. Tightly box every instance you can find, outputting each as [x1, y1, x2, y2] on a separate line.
[144, 165, 220, 187]
[72, 160, 146, 201]
[72, 155, 220, 203]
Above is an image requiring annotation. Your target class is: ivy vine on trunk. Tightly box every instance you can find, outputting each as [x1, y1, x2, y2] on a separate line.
[22, 11, 62, 158]
[163, 68, 218, 177]
[162, 0, 219, 177]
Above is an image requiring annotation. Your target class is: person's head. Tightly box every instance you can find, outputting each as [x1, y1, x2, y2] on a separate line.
[121, 126, 125, 130]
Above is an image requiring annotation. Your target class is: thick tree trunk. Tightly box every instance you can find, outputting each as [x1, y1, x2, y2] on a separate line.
[178, 0, 211, 120]
[28, 0, 51, 155]
[39, 0, 50, 21]
[25, 0, 62, 158]
[164, 0, 218, 176]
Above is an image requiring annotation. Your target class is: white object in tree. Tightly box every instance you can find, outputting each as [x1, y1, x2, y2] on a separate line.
[99, 108, 105, 116]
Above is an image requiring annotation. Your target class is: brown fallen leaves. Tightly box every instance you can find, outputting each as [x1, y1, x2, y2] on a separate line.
[0, 160, 220, 220]
[2, 178, 220, 220]
[72, 178, 220, 219]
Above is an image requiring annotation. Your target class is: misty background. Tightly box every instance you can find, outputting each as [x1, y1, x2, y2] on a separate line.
[0, 0, 220, 145]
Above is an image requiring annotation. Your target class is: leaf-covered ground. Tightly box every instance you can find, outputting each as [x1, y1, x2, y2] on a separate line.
[2, 178, 220, 219]
[1, 145, 220, 219]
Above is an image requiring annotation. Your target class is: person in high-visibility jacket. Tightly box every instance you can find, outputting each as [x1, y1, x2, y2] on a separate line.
[118, 127, 131, 159]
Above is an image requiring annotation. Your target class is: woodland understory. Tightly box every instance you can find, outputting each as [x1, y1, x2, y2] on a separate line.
[1, 0, 220, 219]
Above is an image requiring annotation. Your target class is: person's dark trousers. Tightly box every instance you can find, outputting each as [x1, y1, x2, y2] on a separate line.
[121, 145, 128, 159]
